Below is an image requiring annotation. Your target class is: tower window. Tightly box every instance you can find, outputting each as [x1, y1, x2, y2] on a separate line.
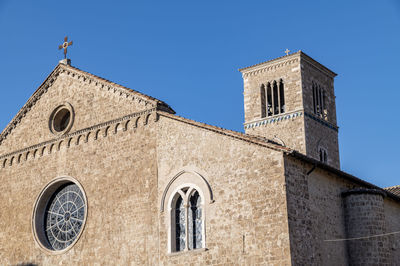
[260, 84, 266, 118]
[279, 79, 285, 113]
[312, 82, 328, 120]
[319, 147, 328, 163]
[262, 79, 285, 118]
[267, 83, 273, 116]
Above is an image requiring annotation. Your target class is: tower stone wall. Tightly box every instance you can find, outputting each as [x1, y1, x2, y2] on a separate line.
[301, 56, 339, 168]
[240, 51, 340, 168]
[241, 53, 305, 153]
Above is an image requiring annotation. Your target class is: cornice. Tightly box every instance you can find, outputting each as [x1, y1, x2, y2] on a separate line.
[0, 63, 174, 147]
[239, 51, 301, 73]
[1, 108, 157, 168]
[304, 112, 339, 132]
[244, 110, 304, 129]
[243, 110, 338, 132]
[240, 55, 300, 78]
[300, 52, 337, 78]
[239, 51, 337, 79]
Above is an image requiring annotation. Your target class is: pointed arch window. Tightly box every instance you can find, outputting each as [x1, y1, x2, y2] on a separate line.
[171, 187, 204, 252]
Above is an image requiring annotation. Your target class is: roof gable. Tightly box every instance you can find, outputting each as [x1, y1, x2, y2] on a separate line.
[0, 62, 174, 154]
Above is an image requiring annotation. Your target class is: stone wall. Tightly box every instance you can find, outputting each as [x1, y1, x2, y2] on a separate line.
[0, 66, 151, 155]
[284, 154, 400, 265]
[300, 57, 340, 168]
[300, 58, 337, 125]
[0, 114, 160, 265]
[304, 115, 340, 169]
[284, 155, 350, 265]
[156, 114, 292, 265]
[241, 54, 306, 154]
[241, 52, 340, 169]
[343, 189, 391, 265]
[383, 198, 400, 263]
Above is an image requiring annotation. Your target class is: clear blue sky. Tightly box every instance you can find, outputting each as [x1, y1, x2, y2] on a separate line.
[0, 1, 399, 187]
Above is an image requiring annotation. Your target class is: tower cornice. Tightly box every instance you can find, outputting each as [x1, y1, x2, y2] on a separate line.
[239, 51, 337, 78]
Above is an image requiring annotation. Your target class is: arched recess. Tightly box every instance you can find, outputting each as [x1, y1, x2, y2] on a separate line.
[161, 169, 214, 253]
[160, 169, 214, 213]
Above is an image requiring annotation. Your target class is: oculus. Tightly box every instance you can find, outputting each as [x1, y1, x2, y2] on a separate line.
[33, 177, 87, 253]
[49, 103, 74, 134]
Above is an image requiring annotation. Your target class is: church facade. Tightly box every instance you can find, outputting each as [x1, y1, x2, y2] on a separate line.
[0, 51, 399, 265]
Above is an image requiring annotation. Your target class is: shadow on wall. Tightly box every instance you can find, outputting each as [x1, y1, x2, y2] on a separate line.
[16, 263, 38, 266]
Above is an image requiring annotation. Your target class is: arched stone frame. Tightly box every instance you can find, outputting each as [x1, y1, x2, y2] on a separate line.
[32, 176, 88, 254]
[161, 169, 214, 253]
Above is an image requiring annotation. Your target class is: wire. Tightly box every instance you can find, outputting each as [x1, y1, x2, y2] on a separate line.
[324, 230, 400, 242]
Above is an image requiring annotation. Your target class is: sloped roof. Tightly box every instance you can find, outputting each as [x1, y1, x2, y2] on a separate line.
[385, 185, 400, 197]
[158, 111, 291, 153]
[0, 62, 174, 145]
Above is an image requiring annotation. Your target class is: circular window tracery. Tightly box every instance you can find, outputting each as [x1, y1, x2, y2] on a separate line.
[33, 177, 87, 253]
[44, 183, 86, 250]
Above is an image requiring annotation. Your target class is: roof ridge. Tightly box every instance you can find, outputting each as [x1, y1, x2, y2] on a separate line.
[157, 111, 291, 152]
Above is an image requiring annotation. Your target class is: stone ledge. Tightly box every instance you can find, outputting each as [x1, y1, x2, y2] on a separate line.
[342, 188, 387, 198]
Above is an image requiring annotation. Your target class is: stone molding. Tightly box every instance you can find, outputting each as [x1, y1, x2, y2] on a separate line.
[239, 51, 337, 78]
[342, 188, 387, 198]
[244, 110, 303, 130]
[241, 58, 299, 78]
[160, 168, 214, 213]
[1, 108, 158, 168]
[0, 63, 173, 146]
[304, 112, 338, 132]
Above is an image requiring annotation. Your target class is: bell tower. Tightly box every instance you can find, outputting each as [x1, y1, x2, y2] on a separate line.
[239, 51, 340, 168]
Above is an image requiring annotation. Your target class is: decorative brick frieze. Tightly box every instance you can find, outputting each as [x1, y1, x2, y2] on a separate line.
[0, 108, 157, 168]
[241, 58, 299, 78]
[244, 110, 303, 130]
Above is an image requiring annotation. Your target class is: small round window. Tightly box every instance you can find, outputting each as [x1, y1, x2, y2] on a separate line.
[49, 103, 74, 134]
[53, 108, 71, 132]
[33, 177, 87, 253]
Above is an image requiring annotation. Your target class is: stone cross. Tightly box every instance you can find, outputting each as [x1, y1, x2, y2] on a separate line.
[58, 36, 73, 59]
[285, 49, 290, 56]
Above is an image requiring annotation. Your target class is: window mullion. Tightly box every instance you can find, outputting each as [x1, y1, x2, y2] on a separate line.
[184, 203, 189, 251]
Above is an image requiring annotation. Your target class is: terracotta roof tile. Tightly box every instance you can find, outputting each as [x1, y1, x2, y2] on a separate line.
[385, 185, 400, 197]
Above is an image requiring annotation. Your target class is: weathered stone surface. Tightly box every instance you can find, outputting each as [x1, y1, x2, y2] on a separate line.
[0, 53, 399, 265]
[240, 51, 340, 169]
